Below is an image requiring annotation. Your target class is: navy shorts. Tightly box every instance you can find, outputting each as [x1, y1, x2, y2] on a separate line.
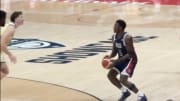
[113, 58, 137, 77]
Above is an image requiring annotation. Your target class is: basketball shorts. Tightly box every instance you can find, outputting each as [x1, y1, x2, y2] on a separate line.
[112, 58, 137, 77]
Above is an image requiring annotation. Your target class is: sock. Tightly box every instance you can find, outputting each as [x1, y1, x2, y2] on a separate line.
[137, 91, 144, 97]
[120, 87, 128, 93]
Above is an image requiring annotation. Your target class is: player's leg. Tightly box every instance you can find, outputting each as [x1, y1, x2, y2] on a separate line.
[120, 58, 147, 101]
[120, 75, 138, 93]
[0, 62, 9, 80]
[108, 67, 131, 101]
[120, 58, 139, 93]
[107, 69, 122, 89]
[120, 74, 147, 101]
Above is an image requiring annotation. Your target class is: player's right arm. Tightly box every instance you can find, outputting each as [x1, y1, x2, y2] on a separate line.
[110, 42, 117, 58]
[1, 26, 16, 63]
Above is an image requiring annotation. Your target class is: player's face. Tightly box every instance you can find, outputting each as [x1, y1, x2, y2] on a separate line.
[15, 14, 24, 26]
[114, 23, 122, 33]
[114, 23, 118, 33]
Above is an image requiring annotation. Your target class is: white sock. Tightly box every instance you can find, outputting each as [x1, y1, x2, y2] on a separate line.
[120, 87, 128, 93]
[137, 91, 144, 97]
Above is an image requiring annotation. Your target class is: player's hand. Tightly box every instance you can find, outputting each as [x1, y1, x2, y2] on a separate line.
[109, 59, 118, 67]
[104, 55, 110, 59]
[110, 59, 116, 63]
[9, 54, 17, 64]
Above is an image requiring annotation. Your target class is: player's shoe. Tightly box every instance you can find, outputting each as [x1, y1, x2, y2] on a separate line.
[118, 90, 131, 101]
[137, 95, 147, 101]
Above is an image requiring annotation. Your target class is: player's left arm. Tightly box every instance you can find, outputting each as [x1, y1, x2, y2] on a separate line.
[125, 35, 137, 59]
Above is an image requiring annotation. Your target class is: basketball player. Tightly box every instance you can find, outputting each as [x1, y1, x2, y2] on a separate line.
[106, 19, 147, 101]
[0, 10, 7, 80]
[0, 11, 24, 80]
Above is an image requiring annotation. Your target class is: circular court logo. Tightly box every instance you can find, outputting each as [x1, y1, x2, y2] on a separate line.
[8, 38, 65, 50]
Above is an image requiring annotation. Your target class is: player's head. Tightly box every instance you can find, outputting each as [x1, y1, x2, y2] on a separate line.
[114, 19, 126, 33]
[10, 11, 24, 26]
[0, 10, 6, 26]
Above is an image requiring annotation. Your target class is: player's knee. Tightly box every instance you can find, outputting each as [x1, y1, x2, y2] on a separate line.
[120, 79, 125, 84]
[1, 65, 9, 75]
[107, 71, 117, 80]
[5, 69, 9, 75]
[120, 78, 128, 84]
[107, 72, 113, 80]
[1, 69, 9, 75]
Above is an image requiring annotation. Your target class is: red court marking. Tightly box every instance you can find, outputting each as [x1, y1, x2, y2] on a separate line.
[56, 0, 180, 5]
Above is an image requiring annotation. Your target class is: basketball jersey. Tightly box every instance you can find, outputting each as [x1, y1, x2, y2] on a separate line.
[0, 22, 15, 36]
[113, 32, 128, 58]
[0, 22, 15, 59]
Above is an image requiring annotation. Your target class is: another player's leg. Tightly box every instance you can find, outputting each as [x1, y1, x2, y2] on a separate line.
[0, 63, 9, 80]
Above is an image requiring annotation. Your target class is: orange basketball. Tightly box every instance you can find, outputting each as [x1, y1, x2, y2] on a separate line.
[102, 55, 111, 69]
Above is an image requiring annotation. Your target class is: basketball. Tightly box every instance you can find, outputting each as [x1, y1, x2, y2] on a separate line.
[101, 55, 111, 69]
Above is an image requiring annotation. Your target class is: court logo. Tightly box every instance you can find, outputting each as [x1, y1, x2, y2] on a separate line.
[27, 35, 157, 64]
[8, 38, 65, 50]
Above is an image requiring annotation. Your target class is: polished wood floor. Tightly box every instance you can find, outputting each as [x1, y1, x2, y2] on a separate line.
[1, 0, 180, 101]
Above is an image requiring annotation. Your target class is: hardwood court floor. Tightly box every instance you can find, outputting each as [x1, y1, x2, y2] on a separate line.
[1, 0, 180, 101]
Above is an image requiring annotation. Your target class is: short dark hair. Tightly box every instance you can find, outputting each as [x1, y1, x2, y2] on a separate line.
[0, 10, 6, 18]
[116, 19, 126, 30]
[0, 10, 6, 26]
[10, 11, 23, 23]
